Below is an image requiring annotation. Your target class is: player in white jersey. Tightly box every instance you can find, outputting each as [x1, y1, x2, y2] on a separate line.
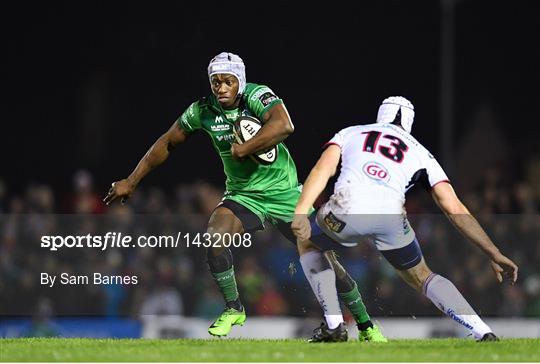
[292, 96, 518, 342]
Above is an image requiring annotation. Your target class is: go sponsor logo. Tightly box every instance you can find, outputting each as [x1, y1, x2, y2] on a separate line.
[363, 161, 390, 183]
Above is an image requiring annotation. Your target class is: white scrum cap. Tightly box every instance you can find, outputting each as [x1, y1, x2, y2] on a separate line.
[207, 52, 246, 96]
[376, 96, 415, 133]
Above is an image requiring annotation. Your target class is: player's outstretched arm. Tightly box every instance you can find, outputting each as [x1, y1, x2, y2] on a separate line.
[103, 122, 188, 205]
[232, 104, 294, 159]
[291, 145, 341, 241]
[431, 182, 518, 283]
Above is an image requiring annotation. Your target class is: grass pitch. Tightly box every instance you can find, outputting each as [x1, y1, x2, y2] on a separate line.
[1, 338, 539, 362]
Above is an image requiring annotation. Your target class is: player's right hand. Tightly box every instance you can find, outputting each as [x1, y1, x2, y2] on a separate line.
[490, 252, 518, 284]
[230, 143, 247, 161]
[103, 179, 135, 205]
[291, 215, 311, 242]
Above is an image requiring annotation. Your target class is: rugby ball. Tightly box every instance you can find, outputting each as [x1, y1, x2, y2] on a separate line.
[234, 115, 278, 165]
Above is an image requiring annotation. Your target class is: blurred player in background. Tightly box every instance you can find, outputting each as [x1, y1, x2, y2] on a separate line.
[104, 52, 385, 341]
[292, 96, 519, 341]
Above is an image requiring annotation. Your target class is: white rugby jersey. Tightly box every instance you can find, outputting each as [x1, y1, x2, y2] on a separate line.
[324, 123, 449, 213]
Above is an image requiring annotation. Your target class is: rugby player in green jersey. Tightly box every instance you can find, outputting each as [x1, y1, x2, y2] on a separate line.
[104, 52, 385, 341]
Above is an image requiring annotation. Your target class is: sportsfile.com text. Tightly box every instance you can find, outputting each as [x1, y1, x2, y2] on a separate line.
[40, 232, 253, 251]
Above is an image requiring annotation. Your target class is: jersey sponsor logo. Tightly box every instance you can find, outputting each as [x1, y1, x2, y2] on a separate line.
[228, 111, 240, 120]
[323, 211, 346, 233]
[216, 133, 235, 142]
[363, 162, 390, 183]
[215, 115, 224, 123]
[210, 124, 231, 132]
[259, 92, 278, 107]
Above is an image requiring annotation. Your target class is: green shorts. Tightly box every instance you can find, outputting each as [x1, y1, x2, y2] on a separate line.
[221, 186, 314, 229]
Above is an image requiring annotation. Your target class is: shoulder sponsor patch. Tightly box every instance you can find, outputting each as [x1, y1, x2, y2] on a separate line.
[249, 87, 271, 101]
[259, 92, 278, 107]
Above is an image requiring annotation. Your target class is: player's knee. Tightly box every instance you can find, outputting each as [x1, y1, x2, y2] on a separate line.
[204, 226, 226, 254]
[207, 207, 243, 237]
[206, 224, 230, 241]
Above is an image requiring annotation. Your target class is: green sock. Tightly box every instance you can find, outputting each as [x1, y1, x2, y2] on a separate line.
[338, 281, 370, 324]
[211, 266, 239, 304]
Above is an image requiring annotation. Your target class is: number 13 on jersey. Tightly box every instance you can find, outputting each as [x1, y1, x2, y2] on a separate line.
[362, 131, 409, 163]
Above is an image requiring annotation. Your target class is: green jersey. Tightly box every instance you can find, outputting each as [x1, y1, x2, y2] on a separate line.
[177, 83, 299, 194]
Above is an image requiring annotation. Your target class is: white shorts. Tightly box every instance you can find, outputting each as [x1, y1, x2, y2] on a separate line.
[315, 200, 416, 251]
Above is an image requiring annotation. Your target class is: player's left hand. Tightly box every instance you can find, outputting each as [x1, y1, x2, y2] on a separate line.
[231, 143, 247, 160]
[103, 179, 135, 206]
[291, 214, 311, 241]
[490, 252, 519, 284]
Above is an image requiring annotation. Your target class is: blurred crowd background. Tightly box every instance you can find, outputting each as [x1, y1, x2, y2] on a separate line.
[1, 150, 539, 326]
